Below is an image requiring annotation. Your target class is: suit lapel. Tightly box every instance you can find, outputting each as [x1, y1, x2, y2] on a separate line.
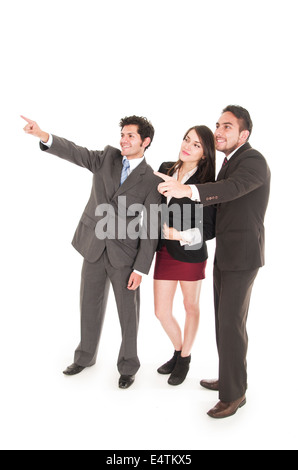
[101, 155, 123, 200]
[113, 158, 147, 197]
[217, 143, 251, 181]
[183, 168, 201, 185]
[112, 156, 123, 194]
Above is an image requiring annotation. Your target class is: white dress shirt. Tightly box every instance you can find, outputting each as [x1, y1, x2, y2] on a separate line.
[123, 155, 145, 172]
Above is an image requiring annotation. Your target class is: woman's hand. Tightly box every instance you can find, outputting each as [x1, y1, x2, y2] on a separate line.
[163, 223, 182, 241]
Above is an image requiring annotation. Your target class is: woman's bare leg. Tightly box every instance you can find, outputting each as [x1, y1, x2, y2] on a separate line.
[154, 280, 181, 351]
[180, 280, 202, 357]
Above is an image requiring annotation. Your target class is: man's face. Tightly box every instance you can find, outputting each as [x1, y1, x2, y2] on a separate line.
[214, 112, 249, 156]
[120, 125, 149, 160]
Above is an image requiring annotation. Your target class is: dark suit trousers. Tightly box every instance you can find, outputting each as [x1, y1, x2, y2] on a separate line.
[74, 250, 140, 375]
[213, 262, 259, 402]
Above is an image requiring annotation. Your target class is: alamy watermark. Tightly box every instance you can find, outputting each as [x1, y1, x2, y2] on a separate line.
[94, 196, 203, 251]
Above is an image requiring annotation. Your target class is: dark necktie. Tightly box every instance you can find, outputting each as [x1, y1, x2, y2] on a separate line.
[222, 157, 228, 168]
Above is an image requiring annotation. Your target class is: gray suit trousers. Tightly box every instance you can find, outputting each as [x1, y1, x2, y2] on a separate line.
[74, 250, 140, 375]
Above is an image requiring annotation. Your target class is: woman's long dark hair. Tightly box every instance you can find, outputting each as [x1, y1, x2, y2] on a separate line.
[167, 125, 216, 183]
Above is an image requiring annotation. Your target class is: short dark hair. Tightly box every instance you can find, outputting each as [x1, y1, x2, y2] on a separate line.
[119, 115, 155, 151]
[223, 105, 253, 139]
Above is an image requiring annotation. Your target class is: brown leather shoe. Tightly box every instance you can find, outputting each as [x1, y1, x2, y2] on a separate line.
[207, 396, 246, 419]
[200, 379, 219, 391]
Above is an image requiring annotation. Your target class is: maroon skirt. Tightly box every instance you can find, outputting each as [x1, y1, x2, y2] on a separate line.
[154, 246, 207, 282]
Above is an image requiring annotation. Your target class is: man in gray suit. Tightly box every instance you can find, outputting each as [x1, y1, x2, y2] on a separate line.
[155, 105, 271, 418]
[22, 115, 162, 389]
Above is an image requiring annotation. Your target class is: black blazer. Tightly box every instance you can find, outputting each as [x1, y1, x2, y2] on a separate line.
[157, 162, 216, 264]
[197, 143, 271, 271]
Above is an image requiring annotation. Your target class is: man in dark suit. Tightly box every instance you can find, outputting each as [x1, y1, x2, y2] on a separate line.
[155, 105, 271, 418]
[22, 115, 162, 389]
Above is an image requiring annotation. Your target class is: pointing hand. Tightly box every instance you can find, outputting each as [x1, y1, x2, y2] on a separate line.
[21, 115, 49, 143]
[154, 171, 192, 199]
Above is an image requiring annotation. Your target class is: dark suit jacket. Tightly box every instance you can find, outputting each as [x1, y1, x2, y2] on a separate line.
[157, 162, 216, 264]
[196, 143, 271, 271]
[40, 136, 162, 274]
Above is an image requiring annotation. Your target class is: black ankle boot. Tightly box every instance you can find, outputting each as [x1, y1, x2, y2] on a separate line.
[157, 350, 181, 375]
[168, 354, 191, 386]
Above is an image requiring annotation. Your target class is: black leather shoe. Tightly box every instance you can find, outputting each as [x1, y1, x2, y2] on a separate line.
[63, 363, 86, 376]
[157, 350, 181, 375]
[119, 375, 135, 389]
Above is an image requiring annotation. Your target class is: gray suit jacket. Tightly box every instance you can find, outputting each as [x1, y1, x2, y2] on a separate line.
[196, 143, 271, 271]
[40, 136, 162, 274]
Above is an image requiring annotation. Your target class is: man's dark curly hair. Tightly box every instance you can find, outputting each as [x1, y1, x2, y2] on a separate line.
[119, 115, 155, 151]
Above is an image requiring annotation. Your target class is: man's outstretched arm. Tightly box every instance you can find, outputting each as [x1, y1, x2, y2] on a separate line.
[21, 115, 106, 173]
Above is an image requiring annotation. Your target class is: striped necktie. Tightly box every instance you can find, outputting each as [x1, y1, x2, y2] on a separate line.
[120, 158, 130, 185]
[222, 156, 228, 168]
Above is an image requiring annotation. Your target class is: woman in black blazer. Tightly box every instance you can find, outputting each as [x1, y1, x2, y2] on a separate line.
[154, 125, 216, 385]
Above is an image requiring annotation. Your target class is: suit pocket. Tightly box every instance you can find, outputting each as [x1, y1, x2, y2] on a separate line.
[125, 189, 147, 207]
[106, 239, 138, 268]
[72, 213, 98, 258]
[80, 213, 97, 229]
[118, 238, 140, 253]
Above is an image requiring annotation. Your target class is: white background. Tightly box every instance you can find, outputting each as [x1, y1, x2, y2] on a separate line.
[0, 0, 297, 450]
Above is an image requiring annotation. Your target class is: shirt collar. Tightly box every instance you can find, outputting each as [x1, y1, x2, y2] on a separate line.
[226, 143, 246, 161]
[122, 155, 145, 173]
[173, 165, 198, 183]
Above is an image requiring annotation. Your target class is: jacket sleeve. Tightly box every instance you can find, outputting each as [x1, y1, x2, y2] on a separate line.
[197, 154, 270, 206]
[133, 181, 162, 275]
[40, 135, 107, 173]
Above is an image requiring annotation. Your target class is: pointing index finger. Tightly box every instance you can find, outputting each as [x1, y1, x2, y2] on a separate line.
[20, 115, 34, 124]
[154, 171, 173, 182]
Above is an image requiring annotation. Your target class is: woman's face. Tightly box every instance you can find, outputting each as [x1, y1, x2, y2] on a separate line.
[179, 129, 205, 165]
